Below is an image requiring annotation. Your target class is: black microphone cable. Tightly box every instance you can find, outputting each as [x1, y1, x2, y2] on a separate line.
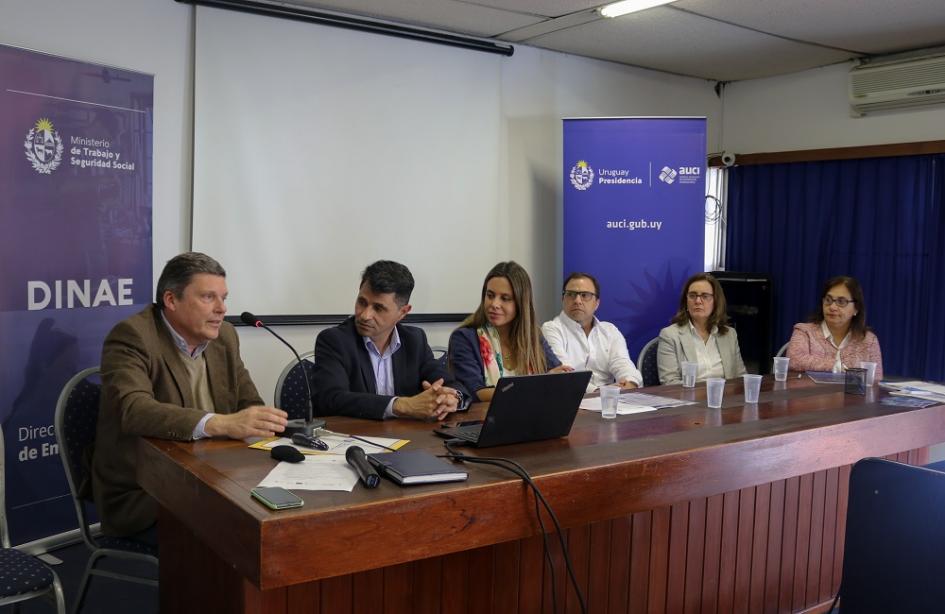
[442, 440, 587, 614]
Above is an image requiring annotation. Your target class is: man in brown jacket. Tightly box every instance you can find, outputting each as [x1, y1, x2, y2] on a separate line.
[91, 252, 287, 543]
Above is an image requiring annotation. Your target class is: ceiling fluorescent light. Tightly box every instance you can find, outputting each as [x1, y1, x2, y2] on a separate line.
[599, 0, 675, 18]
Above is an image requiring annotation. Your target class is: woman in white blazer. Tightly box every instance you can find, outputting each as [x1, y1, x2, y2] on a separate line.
[657, 273, 747, 385]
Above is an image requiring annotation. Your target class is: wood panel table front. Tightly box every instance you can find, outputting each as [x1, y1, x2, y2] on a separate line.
[137, 376, 945, 613]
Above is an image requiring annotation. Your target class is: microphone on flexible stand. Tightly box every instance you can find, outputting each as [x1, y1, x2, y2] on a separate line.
[240, 311, 325, 435]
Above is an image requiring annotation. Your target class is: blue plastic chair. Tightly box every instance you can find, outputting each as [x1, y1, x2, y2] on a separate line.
[636, 337, 661, 387]
[55, 366, 158, 613]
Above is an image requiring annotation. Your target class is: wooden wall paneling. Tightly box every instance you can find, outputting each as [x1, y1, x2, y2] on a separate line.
[542, 528, 568, 613]
[440, 550, 468, 614]
[818, 468, 839, 605]
[565, 525, 591, 614]
[733, 486, 757, 613]
[628, 511, 651, 613]
[352, 569, 383, 614]
[467, 545, 494, 614]
[707, 140, 945, 167]
[701, 494, 724, 614]
[286, 583, 319, 614]
[242, 580, 286, 614]
[586, 520, 612, 613]
[665, 502, 690, 613]
[764, 479, 785, 614]
[805, 471, 827, 607]
[382, 562, 413, 614]
[832, 465, 851, 598]
[411, 557, 442, 614]
[791, 473, 814, 611]
[606, 517, 632, 614]
[492, 540, 521, 613]
[518, 535, 545, 614]
[320, 575, 352, 613]
[717, 490, 741, 613]
[684, 498, 707, 614]
[647, 506, 671, 613]
[778, 477, 800, 613]
[749, 483, 771, 613]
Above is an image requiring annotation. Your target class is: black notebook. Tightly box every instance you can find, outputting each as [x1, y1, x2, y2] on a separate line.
[367, 450, 468, 486]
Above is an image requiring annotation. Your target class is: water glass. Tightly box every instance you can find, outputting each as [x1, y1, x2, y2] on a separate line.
[600, 385, 619, 419]
[773, 356, 790, 382]
[858, 361, 877, 386]
[706, 378, 725, 408]
[743, 374, 763, 404]
[681, 361, 698, 388]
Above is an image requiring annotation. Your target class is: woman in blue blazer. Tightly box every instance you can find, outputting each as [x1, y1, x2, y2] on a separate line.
[449, 262, 567, 402]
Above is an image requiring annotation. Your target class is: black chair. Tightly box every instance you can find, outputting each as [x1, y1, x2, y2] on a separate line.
[431, 345, 448, 368]
[54, 367, 158, 614]
[0, 424, 66, 614]
[273, 350, 315, 421]
[831, 457, 945, 613]
[636, 337, 661, 387]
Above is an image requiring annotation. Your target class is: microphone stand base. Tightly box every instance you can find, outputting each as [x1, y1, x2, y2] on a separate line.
[284, 418, 327, 436]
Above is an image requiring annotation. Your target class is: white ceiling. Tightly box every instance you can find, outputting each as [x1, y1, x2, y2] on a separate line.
[276, 0, 945, 81]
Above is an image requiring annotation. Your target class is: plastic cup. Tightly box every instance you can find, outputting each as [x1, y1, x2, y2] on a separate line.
[681, 361, 698, 388]
[706, 378, 725, 408]
[600, 385, 619, 419]
[859, 361, 877, 386]
[773, 356, 790, 382]
[743, 374, 762, 404]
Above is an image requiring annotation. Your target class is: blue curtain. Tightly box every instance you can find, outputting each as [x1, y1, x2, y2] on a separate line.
[726, 154, 945, 380]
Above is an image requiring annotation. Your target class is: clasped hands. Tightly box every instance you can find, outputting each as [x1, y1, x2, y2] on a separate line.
[393, 378, 460, 421]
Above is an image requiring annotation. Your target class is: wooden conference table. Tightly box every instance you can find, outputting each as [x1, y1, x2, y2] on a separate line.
[138, 376, 945, 614]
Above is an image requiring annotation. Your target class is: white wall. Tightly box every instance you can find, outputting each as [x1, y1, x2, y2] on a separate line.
[241, 46, 722, 395]
[722, 61, 945, 154]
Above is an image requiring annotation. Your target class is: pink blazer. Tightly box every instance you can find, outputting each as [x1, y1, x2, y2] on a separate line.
[786, 322, 883, 380]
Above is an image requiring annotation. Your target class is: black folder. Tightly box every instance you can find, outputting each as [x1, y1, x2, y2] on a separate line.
[367, 450, 468, 485]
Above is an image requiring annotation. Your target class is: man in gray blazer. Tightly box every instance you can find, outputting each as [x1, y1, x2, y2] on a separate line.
[91, 252, 287, 542]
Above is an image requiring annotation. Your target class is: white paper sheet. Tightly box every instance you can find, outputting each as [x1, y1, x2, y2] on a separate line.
[257, 455, 359, 491]
[580, 396, 659, 415]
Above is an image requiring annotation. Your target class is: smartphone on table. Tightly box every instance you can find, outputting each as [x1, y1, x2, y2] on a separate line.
[250, 486, 304, 510]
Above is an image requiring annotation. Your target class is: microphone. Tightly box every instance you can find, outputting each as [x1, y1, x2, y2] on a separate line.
[345, 446, 380, 489]
[240, 311, 325, 435]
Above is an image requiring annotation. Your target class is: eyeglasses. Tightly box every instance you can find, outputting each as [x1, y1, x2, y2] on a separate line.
[563, 290, 597, 301]
[687, 292, 714, 302]
[823, 296, 855, 307]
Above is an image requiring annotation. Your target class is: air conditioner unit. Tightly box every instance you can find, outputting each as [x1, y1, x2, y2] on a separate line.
[849, 54, 945, 115]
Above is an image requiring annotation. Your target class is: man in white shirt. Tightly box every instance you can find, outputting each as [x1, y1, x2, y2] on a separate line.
[542, 272, 642, 392]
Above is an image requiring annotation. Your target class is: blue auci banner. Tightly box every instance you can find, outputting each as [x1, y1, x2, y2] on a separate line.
[563, 117, 706, 359]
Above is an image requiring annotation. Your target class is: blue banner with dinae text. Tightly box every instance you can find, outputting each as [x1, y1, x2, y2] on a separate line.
[563, 117, 705, 360]
[0, 44, 153, 543]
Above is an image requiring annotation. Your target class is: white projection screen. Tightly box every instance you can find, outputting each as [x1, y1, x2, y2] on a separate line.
[192, 6, 502, 318]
